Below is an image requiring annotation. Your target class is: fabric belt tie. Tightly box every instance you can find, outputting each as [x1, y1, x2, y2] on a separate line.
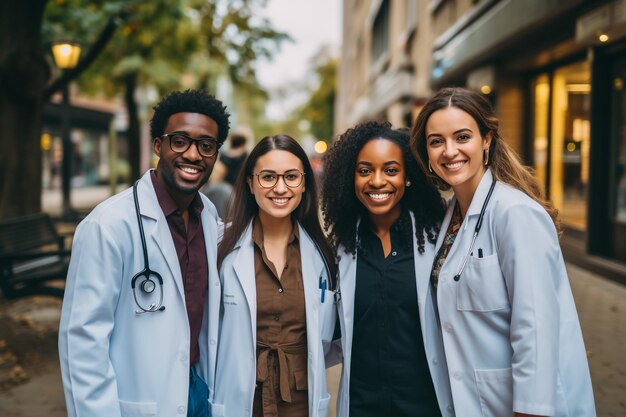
[256, 340, 306, 415]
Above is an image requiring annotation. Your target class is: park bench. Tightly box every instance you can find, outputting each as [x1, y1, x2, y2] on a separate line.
[0, 213, 72, 299]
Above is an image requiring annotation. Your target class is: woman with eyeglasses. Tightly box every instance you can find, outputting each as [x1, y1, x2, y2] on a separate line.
[211, 135, 338, 417]
[410, 87, 595, 417]
[320, 121, 453, 417]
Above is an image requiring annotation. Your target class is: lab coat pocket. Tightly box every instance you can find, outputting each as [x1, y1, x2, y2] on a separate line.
[456, 254, 509, 312]
[317, 392, 331, 417]
[475, 368, 513, 417]
[118, 399, 157, 417]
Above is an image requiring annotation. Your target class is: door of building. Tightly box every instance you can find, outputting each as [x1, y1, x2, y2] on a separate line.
[609, 56, 626, 260]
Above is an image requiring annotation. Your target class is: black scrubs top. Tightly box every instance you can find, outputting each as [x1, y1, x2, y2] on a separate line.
[349, 214, 442, 417]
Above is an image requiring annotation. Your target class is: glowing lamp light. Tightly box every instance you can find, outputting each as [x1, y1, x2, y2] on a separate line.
[52, 42, 81, 69]
[480, 85, 492, 95]
[41, 133, 51, 151]
[314, 140, 328, 154]
[599, 34, 609, 43]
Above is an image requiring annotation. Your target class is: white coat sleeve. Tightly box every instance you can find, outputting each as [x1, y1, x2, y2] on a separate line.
[495, 203, 561, 416]
[58, 219, 123, 417]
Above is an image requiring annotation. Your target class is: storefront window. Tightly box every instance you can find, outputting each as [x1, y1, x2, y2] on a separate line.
[532, 61, 591, 230]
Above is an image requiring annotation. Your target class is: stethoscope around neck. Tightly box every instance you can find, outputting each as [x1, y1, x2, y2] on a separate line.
[132, 180, 166, 314]
[453, 178, 497, 282]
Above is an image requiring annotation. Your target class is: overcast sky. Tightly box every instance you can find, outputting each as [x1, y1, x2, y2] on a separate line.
[256, 0, 342, 120]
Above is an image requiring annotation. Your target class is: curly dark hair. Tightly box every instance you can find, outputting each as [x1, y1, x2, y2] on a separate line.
[149, 89, 231, 145]
[321, 120, 445, 256]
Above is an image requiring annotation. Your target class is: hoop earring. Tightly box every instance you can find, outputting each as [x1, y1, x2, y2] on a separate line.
[406, 180, 411, 187]
[428, 161, 433, 173]
[484, 148, 490, 166]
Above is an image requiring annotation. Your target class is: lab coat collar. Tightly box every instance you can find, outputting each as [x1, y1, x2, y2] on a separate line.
[465, 168, 495, 217]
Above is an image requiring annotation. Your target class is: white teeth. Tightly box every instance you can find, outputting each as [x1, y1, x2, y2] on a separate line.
[444, 161, 465, 169]
[180, 166, 199, 174]
[272, 198, 288, 204]
[369, 193, 390, 200]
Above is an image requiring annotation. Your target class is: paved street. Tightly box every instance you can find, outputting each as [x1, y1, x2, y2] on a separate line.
[0, 187, 623, 416]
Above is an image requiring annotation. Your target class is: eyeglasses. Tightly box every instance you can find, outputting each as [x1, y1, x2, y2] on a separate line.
[161, 132, 221, 158]
[254, 170, 305, 188]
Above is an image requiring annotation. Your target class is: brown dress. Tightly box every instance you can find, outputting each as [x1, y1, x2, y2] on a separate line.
[251, 218, 309, 417]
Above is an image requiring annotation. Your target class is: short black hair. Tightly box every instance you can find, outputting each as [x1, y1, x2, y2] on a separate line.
[149, 89, 230, 145]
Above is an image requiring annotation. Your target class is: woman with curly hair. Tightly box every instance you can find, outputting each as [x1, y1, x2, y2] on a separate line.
[212, 135, 338, 417]
[411, 87, 594, 416]
[321, 121, 453, 417]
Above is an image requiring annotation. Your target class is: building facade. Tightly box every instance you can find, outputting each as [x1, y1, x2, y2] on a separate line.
[336, 0, 626, 271]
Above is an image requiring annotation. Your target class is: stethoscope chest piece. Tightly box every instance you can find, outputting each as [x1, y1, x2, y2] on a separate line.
[141, 277, 156, 293]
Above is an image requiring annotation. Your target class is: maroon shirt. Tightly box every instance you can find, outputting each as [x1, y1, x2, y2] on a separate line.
[151, 171, 208, 365]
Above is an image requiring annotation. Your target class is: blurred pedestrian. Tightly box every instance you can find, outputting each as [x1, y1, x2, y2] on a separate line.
[411, 87, 595, 416]
[201, 131, 248, 218]
[321, 121, 452, 417]
[220, 131, 248, 186]
[213, 135, 338, 417]
[59, 89, 230, 417]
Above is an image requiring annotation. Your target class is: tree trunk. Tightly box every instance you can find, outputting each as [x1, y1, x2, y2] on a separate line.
[0, 0, 49, 219]
[124, 72, 141, 183]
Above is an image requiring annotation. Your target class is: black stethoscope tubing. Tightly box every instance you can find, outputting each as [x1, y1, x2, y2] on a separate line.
[453, 178, 497, 282]
[132, 180, 166, 313]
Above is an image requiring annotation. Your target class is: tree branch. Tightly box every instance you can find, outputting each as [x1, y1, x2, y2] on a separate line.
[43, 9, 128, 100]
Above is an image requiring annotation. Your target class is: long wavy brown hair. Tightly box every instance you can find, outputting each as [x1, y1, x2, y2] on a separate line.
[410, 87, 559, 228]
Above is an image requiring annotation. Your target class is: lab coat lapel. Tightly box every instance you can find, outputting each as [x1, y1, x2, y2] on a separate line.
[200, 205, 218, 280]
[136, 171, 186, 303]
[442, 168, 495, 268]
[299, 224, 322, 329]
[232, 222, 257, 333]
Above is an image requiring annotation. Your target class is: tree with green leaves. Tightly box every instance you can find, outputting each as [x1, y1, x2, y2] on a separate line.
[64, 0, 289, 182]
[298, 47, 337, 143]
[0, 0, 127, 219]
[0, 0, 287, 219]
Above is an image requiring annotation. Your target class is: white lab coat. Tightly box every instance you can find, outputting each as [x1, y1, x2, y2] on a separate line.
[435, 169, 595, 416]
[335, 212, 456, 417]
[59, 170, 222, 417]
[211, 221, 336, 417]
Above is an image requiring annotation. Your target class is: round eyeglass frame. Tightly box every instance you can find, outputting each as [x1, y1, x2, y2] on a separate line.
[253, 171, 306, 189]
[161, 133, 221, 158]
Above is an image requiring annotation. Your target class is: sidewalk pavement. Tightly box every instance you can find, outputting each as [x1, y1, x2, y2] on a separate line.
[30, 186, 626, 417]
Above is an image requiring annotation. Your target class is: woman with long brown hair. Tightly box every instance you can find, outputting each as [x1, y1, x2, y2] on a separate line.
[211, 135, 337, 417]
[411, 87, 595, 417]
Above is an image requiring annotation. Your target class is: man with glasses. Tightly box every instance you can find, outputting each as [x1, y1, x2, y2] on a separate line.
[59, 89, 230, 417]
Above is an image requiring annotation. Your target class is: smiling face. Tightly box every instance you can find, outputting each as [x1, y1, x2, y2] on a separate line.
[247, 149, 305, 222]
[153, 112, 219, 202]
[425, 106, 491, 199]
[354, 139, 406, 224]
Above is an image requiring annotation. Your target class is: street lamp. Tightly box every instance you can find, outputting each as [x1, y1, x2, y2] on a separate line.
[51, 42, 81, 219]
